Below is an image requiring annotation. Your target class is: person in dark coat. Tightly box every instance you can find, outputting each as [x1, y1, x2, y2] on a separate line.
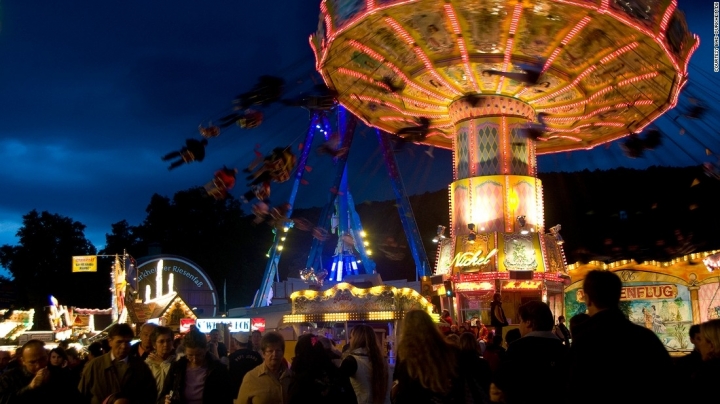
[160, 328, 233, 404]
[228, 333, 262, 398]
[493, 301, 566, 404]
[674, 323, 703, 385]
[457, 332, 491, 402]
[689, 319, 720, 402]
[490, 293, 509, 336]
[567, 270, 676, 404]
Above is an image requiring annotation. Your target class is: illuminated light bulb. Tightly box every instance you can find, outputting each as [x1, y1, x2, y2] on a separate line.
[265, 253, 270, 258]
[277, 245, 284, 251]
[360, 231, 367, 238]
[366, 250, 372, 256]
[281, 237, 286, 241]
[363, 241, 369, 247]
[283, 226, 289, 232]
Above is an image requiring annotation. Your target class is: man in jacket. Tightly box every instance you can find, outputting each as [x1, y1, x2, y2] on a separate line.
[568, 270, 675, 404]
[78, 323, 157, 404]
[236, 332, 290, 404]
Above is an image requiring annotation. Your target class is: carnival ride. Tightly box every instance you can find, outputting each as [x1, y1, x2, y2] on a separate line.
[303, 0, 699, 313]
[157, 0, 719, 314]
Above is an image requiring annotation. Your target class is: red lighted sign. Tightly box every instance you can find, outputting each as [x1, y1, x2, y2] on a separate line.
[251, 318, 265, 332]
[180, 318, 195, 333]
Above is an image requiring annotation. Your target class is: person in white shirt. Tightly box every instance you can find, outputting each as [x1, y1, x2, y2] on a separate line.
[145, 326, 176, 400]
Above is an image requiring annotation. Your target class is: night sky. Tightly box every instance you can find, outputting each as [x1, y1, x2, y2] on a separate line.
[0, 1, 715, 257]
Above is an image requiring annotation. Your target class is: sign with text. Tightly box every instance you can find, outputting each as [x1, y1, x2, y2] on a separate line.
[136, 256, 218, 317]
[576, 284, 679, 302]
[72, 256, 97, 273]
[195, 318, 251, 333]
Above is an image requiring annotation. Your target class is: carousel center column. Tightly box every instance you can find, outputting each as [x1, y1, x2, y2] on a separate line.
[447, 95, 546, 319]
[448, 95, 543, 238]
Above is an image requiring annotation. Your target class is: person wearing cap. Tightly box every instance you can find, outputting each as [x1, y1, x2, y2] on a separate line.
[228, 332, 262, 398]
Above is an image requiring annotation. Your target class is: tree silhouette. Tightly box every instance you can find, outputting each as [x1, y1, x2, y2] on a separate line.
[0, 210, 99, 329]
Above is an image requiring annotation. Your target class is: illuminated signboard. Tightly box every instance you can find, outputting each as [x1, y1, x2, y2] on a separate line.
[195, 318, 251, 333]
[72, 256, 97, 273]
[137, 256, 218, 317]
[577, 284, 679, 302]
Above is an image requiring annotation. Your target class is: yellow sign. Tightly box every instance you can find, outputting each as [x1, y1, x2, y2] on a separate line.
[450, 249, 498, 270]
[72, 256, 97, 273]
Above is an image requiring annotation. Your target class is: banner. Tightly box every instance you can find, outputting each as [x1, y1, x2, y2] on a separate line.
[72, 256, 97, 273]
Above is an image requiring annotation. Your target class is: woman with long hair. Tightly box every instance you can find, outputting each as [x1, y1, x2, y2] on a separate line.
[690, 319, 720, 401]
[339, 324, 388, 404]
[160, 328, 233, 404]
[392, 310, 464, 403]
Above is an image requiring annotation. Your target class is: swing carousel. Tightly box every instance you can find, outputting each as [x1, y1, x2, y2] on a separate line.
[308, 0, 698, 325]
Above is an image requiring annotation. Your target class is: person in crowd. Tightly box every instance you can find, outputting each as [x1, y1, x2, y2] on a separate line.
[208, 329, 228, 359]
[482, 334, 506, 376]
[445, 334, 460, 346]
[674, 323, 703, 382]
[162, 138, 208, 170]
[316, 336, 343, 367]
[493, 301, 566, 404]
[504, 328, 521, 347]
[568, 313, 589, 342]
[48, 347, 68, 368]
[553, 315, 571, 346]
[490, 293, 509, 336]
[228, 332, 262, 398]
[228, 336, 240, 355]
[392, 309, 465, 403]
[236, 331, 291, 404]
[287, 334, 353, 404]
[339, 324, 388, 404]
[0, 340, 82, 403]
[250, 331, 263, 355]
[568, 270, 675, 404]
[689, 319, 720, 401]
[458, 332, 491, 402]
[87, 342, 104, 362]
[65, 347, 84, 386]
[439, 310, 452, 336]
[160, 327, 232, 404]
[145, 326, 176, 401]
[78, 323, 157, 404]
[3, 348, 22, 374]
[130, 323, 157, 361]
[0, 351, 10, 375]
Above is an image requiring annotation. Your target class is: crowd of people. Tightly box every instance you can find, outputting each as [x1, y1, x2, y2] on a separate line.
[1, 269, 719, 403]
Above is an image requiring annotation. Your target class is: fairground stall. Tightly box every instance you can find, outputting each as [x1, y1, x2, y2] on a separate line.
[565, 250, 720, 352]
[282, 282, 437, 364]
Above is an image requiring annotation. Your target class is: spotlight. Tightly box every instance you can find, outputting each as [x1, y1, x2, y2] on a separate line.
[517, 215, 529, 234]
[433, 225, 447, 243]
